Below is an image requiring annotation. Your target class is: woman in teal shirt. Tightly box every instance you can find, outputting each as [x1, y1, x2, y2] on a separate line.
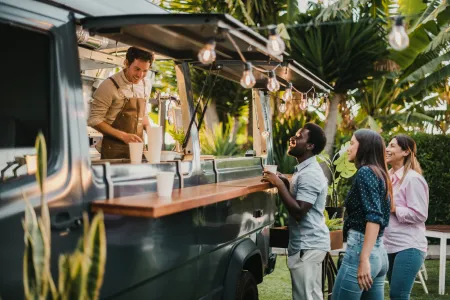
[332, 129, 393, 300]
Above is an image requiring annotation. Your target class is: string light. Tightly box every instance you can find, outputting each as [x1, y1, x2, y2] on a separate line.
[267, 70, 280, 92]
[299, 93, 308, 110]
[240, 62, 256, 88]
[388, 16, 409, 51]
[198, 39, 216, 64]
[279, 102, 287, 113]
[312, 94, 321, 108]
[282, 82, 293, 102]
[266, 25, 286, 56]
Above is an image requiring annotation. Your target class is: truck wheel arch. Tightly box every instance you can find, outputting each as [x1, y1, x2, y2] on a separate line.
[223, 238, 263, 300]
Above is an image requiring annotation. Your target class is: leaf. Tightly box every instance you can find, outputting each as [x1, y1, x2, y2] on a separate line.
[424, 25, 450, 53]
[398, 0, 427, 17]
[34, 132, 47, 198]
[399, 51, 450, 84]
[85, 212, 107, 300]
[398, 63, 450, 99]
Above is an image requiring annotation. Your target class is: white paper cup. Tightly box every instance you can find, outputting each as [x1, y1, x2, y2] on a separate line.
[146, 126, 163, 163]
[157, 172, 175, 197]
[264, 165, 278, 174]
[129, 142, 144, 164]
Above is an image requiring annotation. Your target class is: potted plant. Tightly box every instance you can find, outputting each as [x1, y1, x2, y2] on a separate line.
[22, 133, 107, 300]
[324, 209, 344, 250]
[317, 141, 357, 218]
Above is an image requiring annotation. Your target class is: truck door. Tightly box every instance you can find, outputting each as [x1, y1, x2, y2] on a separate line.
[0, 1, 85, 298]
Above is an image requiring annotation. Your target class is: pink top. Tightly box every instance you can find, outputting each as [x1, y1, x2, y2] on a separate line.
[383, 167, 429, 253]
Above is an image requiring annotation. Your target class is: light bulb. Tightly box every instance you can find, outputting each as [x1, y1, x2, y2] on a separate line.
[312, 94, 321, 108]
[267, 70, 280, 92]
[320, 102, 328, 111]
[240, 62, 256, 88]
[282, 82, 293, 102]
[261, 131, 270, 138]
[299, 99, 308, 110]
[267, 25, 285, 56]
[389, 17, 409, 51]
[198, 40, 217, 64]
[279, 103, 287, 113]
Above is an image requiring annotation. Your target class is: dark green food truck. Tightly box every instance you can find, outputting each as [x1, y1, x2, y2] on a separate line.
[0, 0, 332, 299]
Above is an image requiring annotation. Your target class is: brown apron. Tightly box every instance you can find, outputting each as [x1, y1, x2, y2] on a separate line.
[101, 77, 146, 159]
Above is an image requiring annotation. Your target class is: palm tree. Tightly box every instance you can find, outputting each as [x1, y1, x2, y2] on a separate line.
[288, 4, 388, 157]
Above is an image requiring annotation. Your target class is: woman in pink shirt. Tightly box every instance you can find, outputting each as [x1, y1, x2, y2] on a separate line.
[384, 134, 429, 300]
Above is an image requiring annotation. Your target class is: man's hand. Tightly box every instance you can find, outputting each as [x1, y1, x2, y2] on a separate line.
[262, 171, 283, 188]
[120, 132, 143, 144]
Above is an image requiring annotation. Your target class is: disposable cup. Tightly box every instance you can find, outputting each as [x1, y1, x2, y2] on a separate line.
[264, 165, 278, 174]
[129, 142, 144, 164]
[157, 172, 175, 197]
[146, 126, 163, 163]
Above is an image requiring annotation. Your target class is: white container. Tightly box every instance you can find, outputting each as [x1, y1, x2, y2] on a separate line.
[264, 165, 278, 174]
[157, 172, 175, 197]
[129, 142, 144, 164]
[146, 126, 163, 163]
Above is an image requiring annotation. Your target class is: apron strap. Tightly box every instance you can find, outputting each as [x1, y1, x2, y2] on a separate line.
[108, 77, 120, 90]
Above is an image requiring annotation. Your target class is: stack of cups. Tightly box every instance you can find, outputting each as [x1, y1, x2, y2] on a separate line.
[146, 126, 163, 163]
[129, 142, 144, 164]
[157, 172, 175, 198]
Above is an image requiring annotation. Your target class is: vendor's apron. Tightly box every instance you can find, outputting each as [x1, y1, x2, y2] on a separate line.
[101, 77, 146, 159]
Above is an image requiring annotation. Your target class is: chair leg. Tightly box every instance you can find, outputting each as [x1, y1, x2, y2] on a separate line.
[417, 270, 429, 294]
[422, 263, 428, 281]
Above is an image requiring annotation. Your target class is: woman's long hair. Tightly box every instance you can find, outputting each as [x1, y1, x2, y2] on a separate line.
[393, 134, 422, 185]
[354, 129, 394, 211]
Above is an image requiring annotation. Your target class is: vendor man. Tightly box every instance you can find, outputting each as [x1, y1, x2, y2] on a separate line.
[88, 47, 153, 159]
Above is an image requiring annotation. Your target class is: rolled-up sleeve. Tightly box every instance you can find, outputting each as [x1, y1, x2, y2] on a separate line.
[396, 176, 429, 224]
[88, 80, 114, 127]
[295, 173, 326, 204]
[357, 167, 384, 225]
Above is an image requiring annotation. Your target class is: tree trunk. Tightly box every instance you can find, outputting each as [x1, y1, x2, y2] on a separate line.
[322, 93, 344, 181]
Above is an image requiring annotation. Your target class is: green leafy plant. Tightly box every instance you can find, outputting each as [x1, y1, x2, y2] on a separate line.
[324, 209, 344, 232]
[274, 195, 289, 227]
[23, 132, 107, 300]
[199, 118, 243, 156]
[317, 141, 357, 207]
[168, 128, 185, 150]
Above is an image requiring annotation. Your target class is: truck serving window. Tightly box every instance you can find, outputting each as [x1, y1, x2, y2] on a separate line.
[0, 22, 51, 182]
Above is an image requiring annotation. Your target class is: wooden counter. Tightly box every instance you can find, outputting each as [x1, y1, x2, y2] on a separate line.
[91, 176, 273, 218]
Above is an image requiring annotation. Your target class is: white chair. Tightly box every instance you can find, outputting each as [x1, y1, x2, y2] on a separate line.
[415, 263, 428, 294]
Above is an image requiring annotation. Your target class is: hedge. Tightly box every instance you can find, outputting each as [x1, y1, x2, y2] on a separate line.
[407, 133, 450, 226]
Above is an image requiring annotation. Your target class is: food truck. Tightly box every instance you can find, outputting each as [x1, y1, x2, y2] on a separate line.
[0, 0, 332, 299]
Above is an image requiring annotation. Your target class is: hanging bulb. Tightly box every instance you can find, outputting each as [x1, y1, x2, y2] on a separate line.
[282, 82, 293, 102]
[279, 103, 287, 113]
[261, 131, 270, 138]
[320, 101, 328, 111]
[266, 25, 286, 56]
[388, 17, 409, 51]
[198, 39, 217, 64]
[267, 70, 280, 92]
[312, 94, 321, 108]
[240, 62, 256, 88]
[299, 99, 308, 110]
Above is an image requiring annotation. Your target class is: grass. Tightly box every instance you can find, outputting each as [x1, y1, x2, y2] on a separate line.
[259, 258, 450, 300]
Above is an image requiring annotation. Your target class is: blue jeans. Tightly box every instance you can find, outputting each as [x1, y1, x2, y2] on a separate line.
[332, 230, 389, 300]
[387, 248, 426, 300]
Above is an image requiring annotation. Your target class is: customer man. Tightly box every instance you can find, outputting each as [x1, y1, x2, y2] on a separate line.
[88, 47, 153, 159]
[263, 123, 330, 300]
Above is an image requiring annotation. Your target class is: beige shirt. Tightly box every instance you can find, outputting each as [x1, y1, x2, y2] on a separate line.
[88, 70, 152, 127]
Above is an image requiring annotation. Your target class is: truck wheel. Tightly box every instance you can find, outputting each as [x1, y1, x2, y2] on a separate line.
[236, 271, 258, 300]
